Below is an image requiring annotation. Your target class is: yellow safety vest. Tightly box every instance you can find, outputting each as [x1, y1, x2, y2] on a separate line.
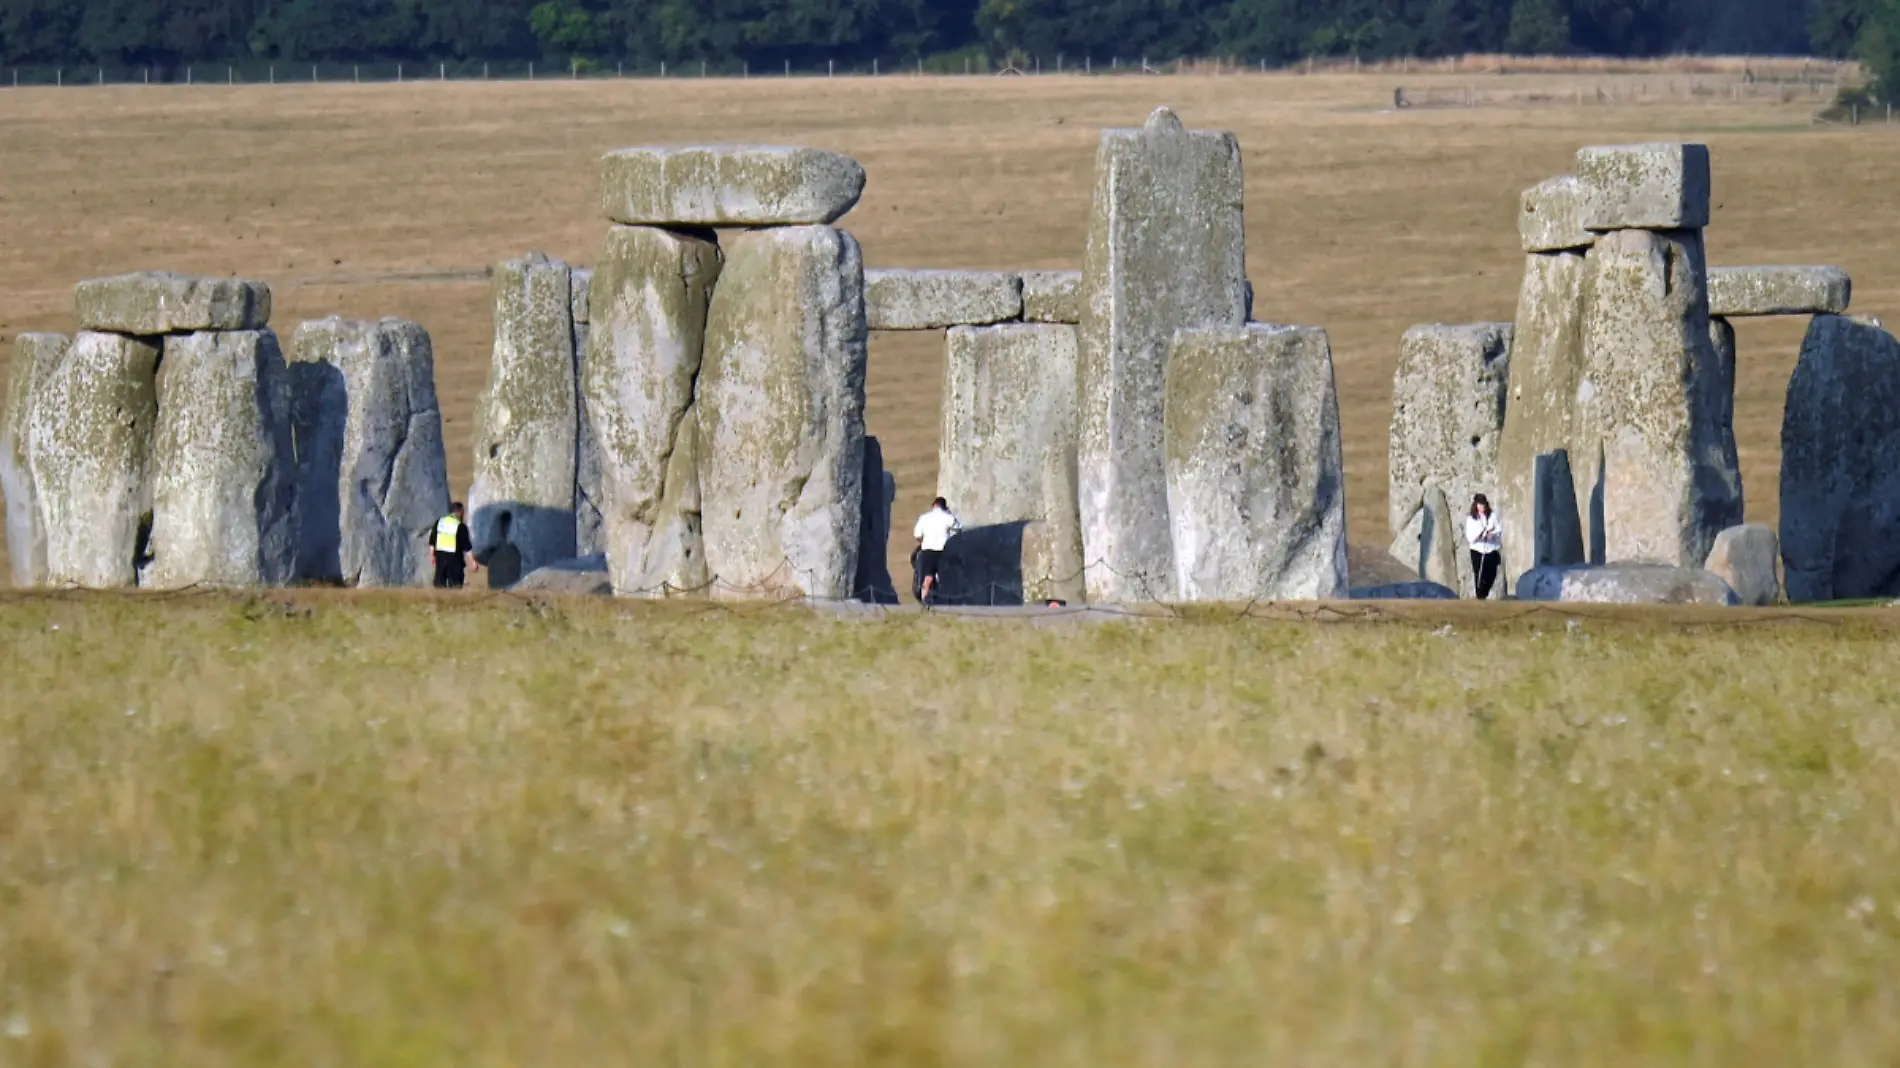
[434, 515, 462, 554]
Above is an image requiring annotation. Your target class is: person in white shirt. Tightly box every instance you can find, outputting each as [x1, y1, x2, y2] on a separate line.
[912, 497, 962, 607]
[1464, 493, 1503, 600]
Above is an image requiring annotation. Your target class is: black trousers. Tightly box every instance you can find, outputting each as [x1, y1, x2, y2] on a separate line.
[433, 552, 465, 589]
[1471, 550, 1500, 600]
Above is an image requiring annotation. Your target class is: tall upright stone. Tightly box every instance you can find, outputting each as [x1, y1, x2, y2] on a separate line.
[1, 333, 67, 587]
[1496, 249, 1594, 576]
[27, 332, 160, 588]
[1387, 485, 1462, 594]
[1387, 323, 1512, 536]
[698, 225, 867, 599]
[937, 323, 1082, 605]
[144, 330, 298, 589]
[1583, 227, 1741, 567]
[571, 267, 606, 557]
[853, 435, 899, 604]
[582, 225, 722, 596]
[1780, 315, 1900, 602]
[1164, 324, 1348, 602]
[1077, 107, 1248, 602]
[470, 252, 577, 575]
[289, 318, 450, 587]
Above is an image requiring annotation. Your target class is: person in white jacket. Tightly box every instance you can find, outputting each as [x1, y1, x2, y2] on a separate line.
[1464, 494, 1502, 600]
[912, 497, 962, 607]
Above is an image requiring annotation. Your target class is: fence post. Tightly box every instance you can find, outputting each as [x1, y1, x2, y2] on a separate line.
[964, 57, 969, 75]
[188, 66, 193, 84]
[397, 63, 402, 82]
[269, 65, 274, 84]
[873, 59, 878, 76]
[529, 62, 535, 80]
[312, 65, 316, 82]
[786, 59, 791, 77]
[701, 60, 707, 77]
[145, 68, 150, 84]
[1057, 54, 1062, 74]
[572, 58, 579, 79]
[829, 59, 833, 77]
[56, 68, 61, 87]
[618, 62, 623, 77]
[483, 62, 489, 79]
[743, 60, 748, 78]
[352, 65, 357, 83]
[440, 62, 445, 81]
[228, 66, 233, 84]
[1087, 56, 1092, 74]
[661, 61, 666, 77]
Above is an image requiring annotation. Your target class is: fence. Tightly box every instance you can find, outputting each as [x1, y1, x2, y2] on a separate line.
[1394, 76, 1848, 110]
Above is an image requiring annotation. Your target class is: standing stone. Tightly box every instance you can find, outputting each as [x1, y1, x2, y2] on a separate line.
[1078, 107, 1248, 602]
[600, 146, 866, 227]
[1577, 143, 1712, 231]
[1584, 228, 1741, 567]
[27, 332, 160, 587]
[582, 225, 722, 596]
[1707, 266, 1852, 318]
[698, 225, 867, 599]
[1388, 485, 1463, 594]
[937, 323, 1081, 605]
[289, 318, 450, 587]
[1496, 250, 1594, 576]
[865, 270, 1022, 330]
[1519, 175, 1595, 253]
[1, 334, 67, 586]
[1780, 315, 1900, 602]
[1022, 270, 1083, 324]
[1164, 324, 1348, 602]
[75, 272, 271, 335]
[571, 267, 605, 556]
[1531, 450, 1586, 570]
[470, 252, 577, 575]
[1387, 322, 1512, 537]
[853, 436, 898, 604]
[1704, 523, 1780, 606]
[144, 331, 297, 589]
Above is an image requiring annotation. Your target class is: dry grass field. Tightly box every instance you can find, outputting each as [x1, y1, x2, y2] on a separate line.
[1, 72, 1896, 581]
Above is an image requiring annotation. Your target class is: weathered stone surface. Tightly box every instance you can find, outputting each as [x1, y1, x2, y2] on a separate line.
[582, 225, 722, 596]
[289, 317, 450, 587]
[699, 225, 867, 599]
[572, 268, 604, 557]
[937, 323, 1082, 605]
[1585, 228, 1742, 568]
[26, 332, 160, 587]
[1780, 315, 1900, 602]
[512, 553, 612, 595]
[1520, 174, 1595, 253]
[1708, 266, 1852, 318]
[1022, 270, 1082, 324]
[853, 436, 898, 603]
[1387, 322, 1512, 538]
[75, 272, 271, 335]
[1577, 143, 1711, 231]
[1516, 564, 1740, 606]
[1388, 485, 1463, 595]
[1, 333, 67, 586]
[470, 252, 578, 575]
[1351, 581, 1458, 600]
[600, 146, 866, 227]
[1164, 324, 1348, 602]
[1497, 250, 1595, 577]
[1079, 107, 1249, 602]
[1703, 523, 1779, 606]
[865, 269, 1022, 330]
[570, 267, 593, 325]
[144, 331, 297, 589]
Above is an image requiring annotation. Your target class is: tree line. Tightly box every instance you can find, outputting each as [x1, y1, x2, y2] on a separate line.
[0, 0, 1894, 95]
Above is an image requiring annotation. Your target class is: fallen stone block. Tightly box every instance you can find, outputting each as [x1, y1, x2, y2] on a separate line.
[1780, 315, 1900, 602]
[27, 332, 160, 587]
[1351, 581, 1458, 600]
[1584, 228, 1741, 568]
[1, 333, 67, 586]
[866, 269, 1022, 330]
[1022, 270, 1082, 323]
[1519, 174, 1595, 253]
[1516, 564, 1740, 606]
[1496, 250, 1595, 575]
[75, 271, 271, 335]
[582, 225, 722, 596]
[144, 330, 297, 589]
[1388, 322, 1512, 538]
[1577, 143, 1711, 231]
[1388, 485, 1464, 595]
[512, 553, 612, 596]
[470, 252, 578, 576]
[1079, 107, 1249, 602]
[699, 225, 867, 599]
[938, 323, 1082, 605]
[1165, 324, 1348, 602]
[289, 317, 450, 587]
[1703, 523, 1779, 606]
[1708, 266, 1852, 318]
[600, 145, 866, 227]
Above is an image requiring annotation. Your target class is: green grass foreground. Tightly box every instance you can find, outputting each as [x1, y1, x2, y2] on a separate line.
[3, 592, 1900, 1065]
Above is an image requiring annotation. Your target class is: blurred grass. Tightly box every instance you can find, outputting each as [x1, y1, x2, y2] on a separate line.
[4, 591, 1900, 1064]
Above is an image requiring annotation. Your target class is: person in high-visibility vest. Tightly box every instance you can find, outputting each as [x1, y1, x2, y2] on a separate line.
[430, 501, 478, 589]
